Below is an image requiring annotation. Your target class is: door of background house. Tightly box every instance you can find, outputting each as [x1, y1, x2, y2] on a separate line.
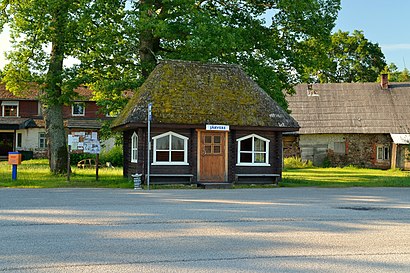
[404, 148, 410, 171]
[199, 131, 227, 182]
[0, 133, 14, 157]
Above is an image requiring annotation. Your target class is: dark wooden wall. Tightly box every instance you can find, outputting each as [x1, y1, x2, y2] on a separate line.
[123, 127, 284, 182]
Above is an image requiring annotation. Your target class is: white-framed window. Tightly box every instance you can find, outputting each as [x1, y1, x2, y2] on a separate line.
[72, 102, 85, 116]
[1, 101, 19, 117]
[237, 134, 270, 166]
[152, 131, 188, 165]
[16, 133, 22, 148]
[377, 145, 390, 161]
[131, 132, 138, 163]
[39, 132, 47, 149]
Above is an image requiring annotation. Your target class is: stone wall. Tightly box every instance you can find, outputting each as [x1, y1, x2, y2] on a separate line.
[298, 133, 392, 169]
[283, 135, 300, 158]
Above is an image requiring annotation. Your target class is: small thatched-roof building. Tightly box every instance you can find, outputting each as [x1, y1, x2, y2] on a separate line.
[286, 79, 410, 169]
[113, 60, 299, 186]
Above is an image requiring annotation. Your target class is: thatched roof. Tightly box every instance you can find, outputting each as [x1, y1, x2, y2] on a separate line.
[112, 60, 299, 130]
[287, 82, 410, 134]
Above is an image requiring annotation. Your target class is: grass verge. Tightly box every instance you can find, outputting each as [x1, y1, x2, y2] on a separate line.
[1, 160, 410, 188]
[282, 166, 410, 187]
[0, 159, 131, 188]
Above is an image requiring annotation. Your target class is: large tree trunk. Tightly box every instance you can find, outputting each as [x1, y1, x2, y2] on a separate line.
[45, 104, 67, 174]
[139, 29, 159, 77]
[44, 2, 69, 174]
[139, 0, 161, 77]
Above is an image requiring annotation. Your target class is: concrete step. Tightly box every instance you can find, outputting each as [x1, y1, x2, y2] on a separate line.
[197, 183, 233, 189]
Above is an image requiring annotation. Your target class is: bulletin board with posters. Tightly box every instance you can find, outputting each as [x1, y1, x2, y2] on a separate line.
[67, 131, 101, 181]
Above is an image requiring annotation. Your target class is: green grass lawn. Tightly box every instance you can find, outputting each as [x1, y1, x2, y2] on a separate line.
[1, 159, 410, 188]
[282, 166, 410, 187]
[0, 159, 131, 188]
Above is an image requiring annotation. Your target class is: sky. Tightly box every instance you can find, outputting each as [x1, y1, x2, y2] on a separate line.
[334, 0, 410, 70]
[1, 0, 410, 70]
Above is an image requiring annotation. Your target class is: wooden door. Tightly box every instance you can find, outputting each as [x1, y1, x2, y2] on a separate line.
[199, 131, 227, 182]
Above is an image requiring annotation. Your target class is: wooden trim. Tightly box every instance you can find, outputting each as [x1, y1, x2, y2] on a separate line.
[225, 131, 228, 181]
[113, 122, 299, 132]
[196, 129, 201, 181]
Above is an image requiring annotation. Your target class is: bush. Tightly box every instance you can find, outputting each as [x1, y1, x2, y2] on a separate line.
[284, 157, 313, 169]
[99, 145, 123, 167]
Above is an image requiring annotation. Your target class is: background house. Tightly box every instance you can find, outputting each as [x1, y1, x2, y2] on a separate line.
[285, 77, 410, 169]
[0, 84, 111, 160]
[112, 60, 299, 185]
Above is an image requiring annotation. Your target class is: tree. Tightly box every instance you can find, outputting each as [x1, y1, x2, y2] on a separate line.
[306, 30, 386, 83]
[81, 0, 341, 111]
[382, 63, 410, 82]
[0, 0, 126, 174]
[0, 0, 341, 173]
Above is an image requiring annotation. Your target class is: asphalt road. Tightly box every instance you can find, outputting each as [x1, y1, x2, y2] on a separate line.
[0, 188, 409, 272]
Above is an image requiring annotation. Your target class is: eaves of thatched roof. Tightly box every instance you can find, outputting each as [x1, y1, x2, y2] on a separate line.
[112, 60, 299, 131]
[287, 82, 410, 134]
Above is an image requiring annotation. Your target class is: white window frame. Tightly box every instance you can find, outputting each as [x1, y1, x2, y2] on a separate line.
[16, 132, 22, 149]
[39, 132, 47, 149]
[72, 102, 85, 116]
[131, 132, 138, 163]
[1, 101, 19, 117]
[236, 134, 270, 166]
[376, 145, 390, 161]
[152, 131, 189, 165]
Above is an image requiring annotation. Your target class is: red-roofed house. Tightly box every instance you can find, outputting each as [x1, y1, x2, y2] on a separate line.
[0, 84, 112, 160]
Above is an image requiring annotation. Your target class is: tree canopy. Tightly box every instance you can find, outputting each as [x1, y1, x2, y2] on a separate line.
[81, 0, 341, 111]
[0, 0, 128, 173]
[381, 63, 410, 82]
[304, 30, 386, 83]
[0, 0, 341, 173]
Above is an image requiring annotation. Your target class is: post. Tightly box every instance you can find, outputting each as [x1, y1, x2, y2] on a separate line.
[147, 103, 152, 190]
[12, 165, 18, 180]
[96, 153, 99, 181]
[67, 145, 71, 182]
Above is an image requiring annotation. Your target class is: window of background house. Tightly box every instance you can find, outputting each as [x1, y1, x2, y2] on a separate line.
[16, 133, 22, 148]
[1, 101, 19, 117]
[334, 142, 345, 154]
[39, 132, 47, 149]
[152, 132, 188, 165]
[38, 102, 43, 116]
[377, 145, 390, 161]
[237, 134, 270, 166]
[72, 102, 85, 116]
[131, 132, 138, 163]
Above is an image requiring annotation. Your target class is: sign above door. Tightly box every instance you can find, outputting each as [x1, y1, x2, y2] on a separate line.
[206, 124, 230, 131]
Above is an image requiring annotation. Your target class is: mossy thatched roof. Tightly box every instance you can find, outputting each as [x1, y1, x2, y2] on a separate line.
[112, 60, 299, 130]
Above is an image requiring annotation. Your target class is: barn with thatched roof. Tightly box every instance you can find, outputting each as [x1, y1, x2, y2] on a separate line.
[112, 60, 299, 186]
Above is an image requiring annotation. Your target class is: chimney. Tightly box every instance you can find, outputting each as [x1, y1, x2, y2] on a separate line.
[380, 73, 389, 89]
